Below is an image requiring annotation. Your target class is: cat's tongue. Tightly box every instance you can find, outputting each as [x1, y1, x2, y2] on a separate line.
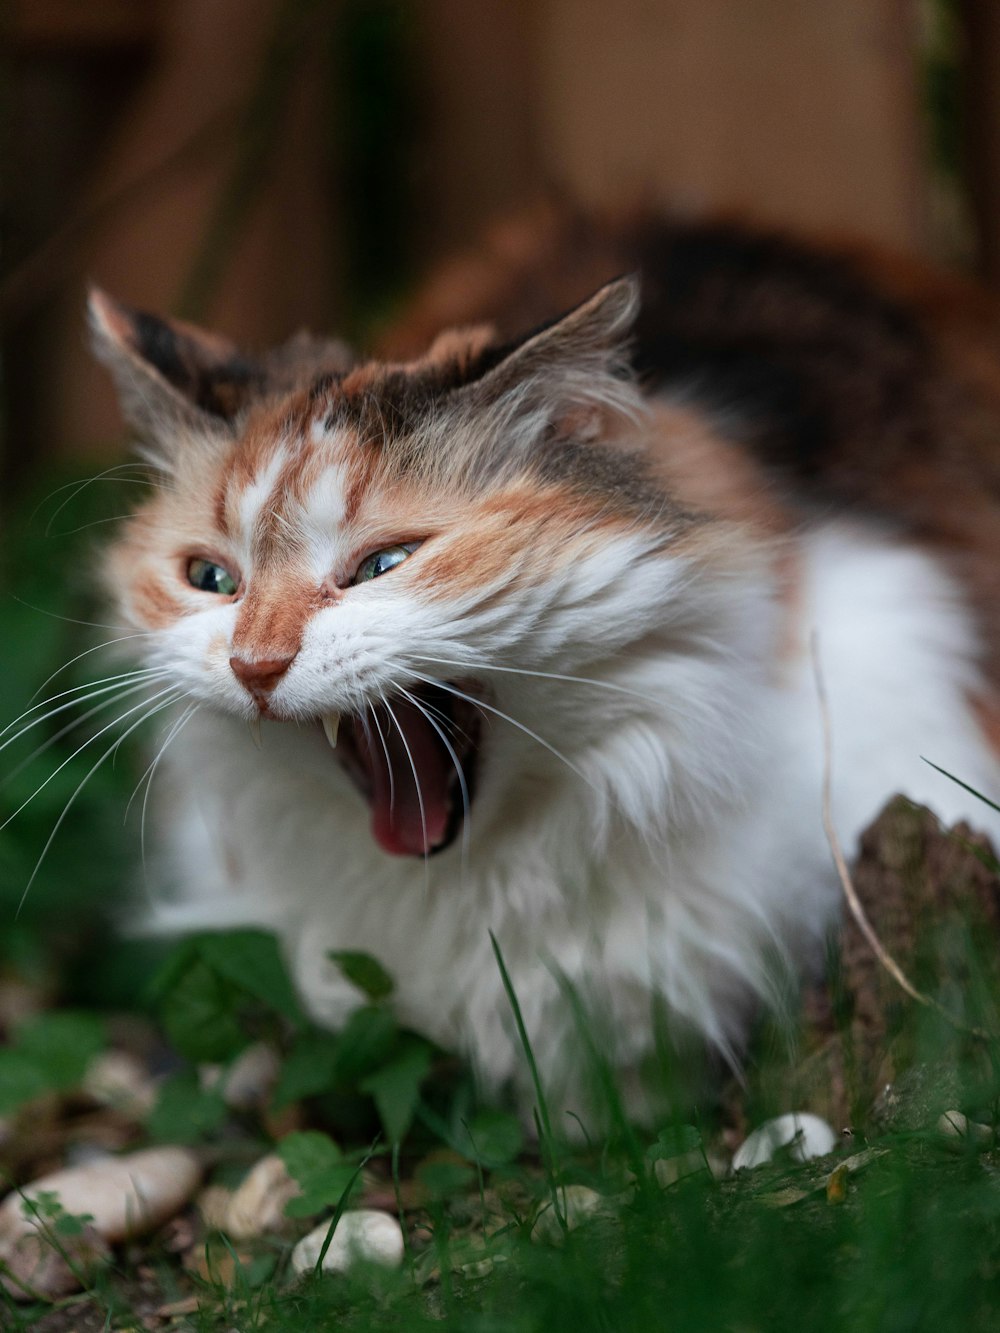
[367, 698, 452, 856]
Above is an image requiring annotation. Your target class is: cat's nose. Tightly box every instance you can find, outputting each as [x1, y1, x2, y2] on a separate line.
[229, 653, 297, 704]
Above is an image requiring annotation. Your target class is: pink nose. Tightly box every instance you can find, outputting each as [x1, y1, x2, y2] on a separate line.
[229, 653, 296, 704]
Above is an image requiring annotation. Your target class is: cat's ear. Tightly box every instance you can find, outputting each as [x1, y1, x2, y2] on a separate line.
[88, 288, 264, 449]
[472, 275, 643, 442]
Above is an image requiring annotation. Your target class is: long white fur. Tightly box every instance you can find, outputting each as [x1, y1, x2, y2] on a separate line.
[138, 494, 1000, 1120]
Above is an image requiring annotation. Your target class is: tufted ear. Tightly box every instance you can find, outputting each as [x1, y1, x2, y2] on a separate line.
[88, 289, 266, 448]
[469, 276, 644, 443]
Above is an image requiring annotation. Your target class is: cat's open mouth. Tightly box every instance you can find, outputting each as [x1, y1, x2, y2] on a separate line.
[321, 681, 483, 858]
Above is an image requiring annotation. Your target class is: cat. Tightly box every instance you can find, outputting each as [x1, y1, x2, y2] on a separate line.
[86, 210, 1000, 1123]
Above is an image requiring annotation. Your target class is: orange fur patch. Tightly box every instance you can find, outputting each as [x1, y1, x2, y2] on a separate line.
[231, 579, 314, 662]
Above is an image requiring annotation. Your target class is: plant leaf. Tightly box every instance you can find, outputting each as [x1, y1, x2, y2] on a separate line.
[278, 1130, 358, 1218]
[361, 1040, 432, 1143]
[328, 950, 395, 1003]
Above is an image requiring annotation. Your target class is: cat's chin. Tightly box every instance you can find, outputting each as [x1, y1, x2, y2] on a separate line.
[323, 680, 483, 859]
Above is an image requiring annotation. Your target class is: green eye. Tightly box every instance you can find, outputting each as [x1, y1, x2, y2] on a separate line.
[353, 543, 420, 584]
[187, 557, 239, 596]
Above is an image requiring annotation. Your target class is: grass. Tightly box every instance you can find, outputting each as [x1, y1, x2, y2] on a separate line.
[3, 467, 1000, 1331]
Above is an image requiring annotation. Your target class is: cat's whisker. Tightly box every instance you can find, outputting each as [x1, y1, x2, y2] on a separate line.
[398, 685, 471, 869]
[136, 703, 199, 885]
[366, 704, 396, 816]
[16, 688, 186, 917]
[30, 463, 163, 529]
[0, 683, 181, 838]
[404, 670, 601, 796]
[9, 594, 135, 634]
[0, 669, 170, 752]
[47, 514, 144, 538]
[1, 678, 170, 788]
[381, 696, 431, 882]
[399, 687, 474, 747]
[410, 654, 662, 708]
[30, 634, 159, 706]
[125, 700, 197, 824]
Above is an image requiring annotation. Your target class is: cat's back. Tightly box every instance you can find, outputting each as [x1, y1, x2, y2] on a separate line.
[383, 206, 1000, 693]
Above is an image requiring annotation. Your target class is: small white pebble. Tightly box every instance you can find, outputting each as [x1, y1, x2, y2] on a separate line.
[732, 1113, 837, 1171]
[291, 1209, 404, 1276]
[224, 1153, 301, 1240]
[530, 1184, 604, 1245]
[938, 1110, 992, 1145]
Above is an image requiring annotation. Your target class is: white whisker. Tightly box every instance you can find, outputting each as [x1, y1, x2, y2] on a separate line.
[1, 678, 168, 788]
[0, 669, 169, 750]
[136, 703, 199, 883]
[366, 703, 395, 816]
[47, 514, 142, 538]
[410, 654, 660, 708]
[9, 595, 134, 634]
[30, 463, 160, 529]
[29, 632, 157, 705]
[16, 688, 185, 916]
[381, 696, 431, 879]
[0, 683, 180, 837]
[405, 669, 600, 795]
[398, 685, 471, 868]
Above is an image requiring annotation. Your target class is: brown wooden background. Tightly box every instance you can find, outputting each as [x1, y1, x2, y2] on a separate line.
[2, 0, 996, 476]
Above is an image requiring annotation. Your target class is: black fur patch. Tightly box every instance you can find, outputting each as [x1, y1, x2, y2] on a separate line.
[131, 312, 263, 420]
[629, 221, 935, 491]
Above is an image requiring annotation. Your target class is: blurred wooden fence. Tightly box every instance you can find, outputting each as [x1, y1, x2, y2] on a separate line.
[1, 0, 995, 470]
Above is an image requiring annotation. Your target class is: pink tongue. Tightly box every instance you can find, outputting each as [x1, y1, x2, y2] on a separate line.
[364, 699, 452, 856]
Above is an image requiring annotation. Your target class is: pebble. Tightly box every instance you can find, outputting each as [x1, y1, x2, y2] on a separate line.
[938, 1109, 992, 1146]
[732, 1113, 837, 1171]
[290, 1209, 405, 1275]
[223, 1153, 301, 1239]
[220, 1043, 282, 1111]
[530, 1184, 604, 1245]
[197, 1184, 234, 1232]
[82, 1050, 157, 1118]
[0, 1145, 201, 1300]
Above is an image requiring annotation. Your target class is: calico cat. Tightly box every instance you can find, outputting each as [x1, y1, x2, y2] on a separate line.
[87, 211, 1000, 1121]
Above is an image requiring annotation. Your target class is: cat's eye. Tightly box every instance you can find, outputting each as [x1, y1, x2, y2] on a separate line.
[352, 542, 420, 585]
[187, 557, 239, 596]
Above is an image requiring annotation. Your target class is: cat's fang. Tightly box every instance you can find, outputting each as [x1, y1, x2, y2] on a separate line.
[322, 712, 341, 749]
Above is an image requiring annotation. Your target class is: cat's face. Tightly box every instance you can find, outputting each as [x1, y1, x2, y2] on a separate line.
[92, 280, 694, 858]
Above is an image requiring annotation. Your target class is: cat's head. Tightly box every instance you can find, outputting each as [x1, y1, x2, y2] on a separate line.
[90, 280, 703, 859]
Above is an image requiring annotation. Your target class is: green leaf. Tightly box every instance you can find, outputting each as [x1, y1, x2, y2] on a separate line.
[415, 1157, 476, 1200]
[0, 1050, 51, 1115]
[330, 1006, 398, 1086]
[198, 930, 304, 1023]
[328, 950, 395, 1003]
[22, 1190, 94, 1238]
[278, 1130, 358, 1218]
[158, 957, 250, 1063]
[360, 1040, 432, 1143]
[147, 1071, 227, 1144]
[15, 1011, 106, 1091]
[647, 1124, 702, 1161]
[462, 1109, 525, 1168]
[272, 1029, 342, 1108]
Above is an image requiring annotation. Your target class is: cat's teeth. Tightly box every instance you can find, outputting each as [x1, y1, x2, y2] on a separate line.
[247, 717, 262, 750]
[322, 712, 341, 749]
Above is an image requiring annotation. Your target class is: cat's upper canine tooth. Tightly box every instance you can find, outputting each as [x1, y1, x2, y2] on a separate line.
[322, 712, 341, 749]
